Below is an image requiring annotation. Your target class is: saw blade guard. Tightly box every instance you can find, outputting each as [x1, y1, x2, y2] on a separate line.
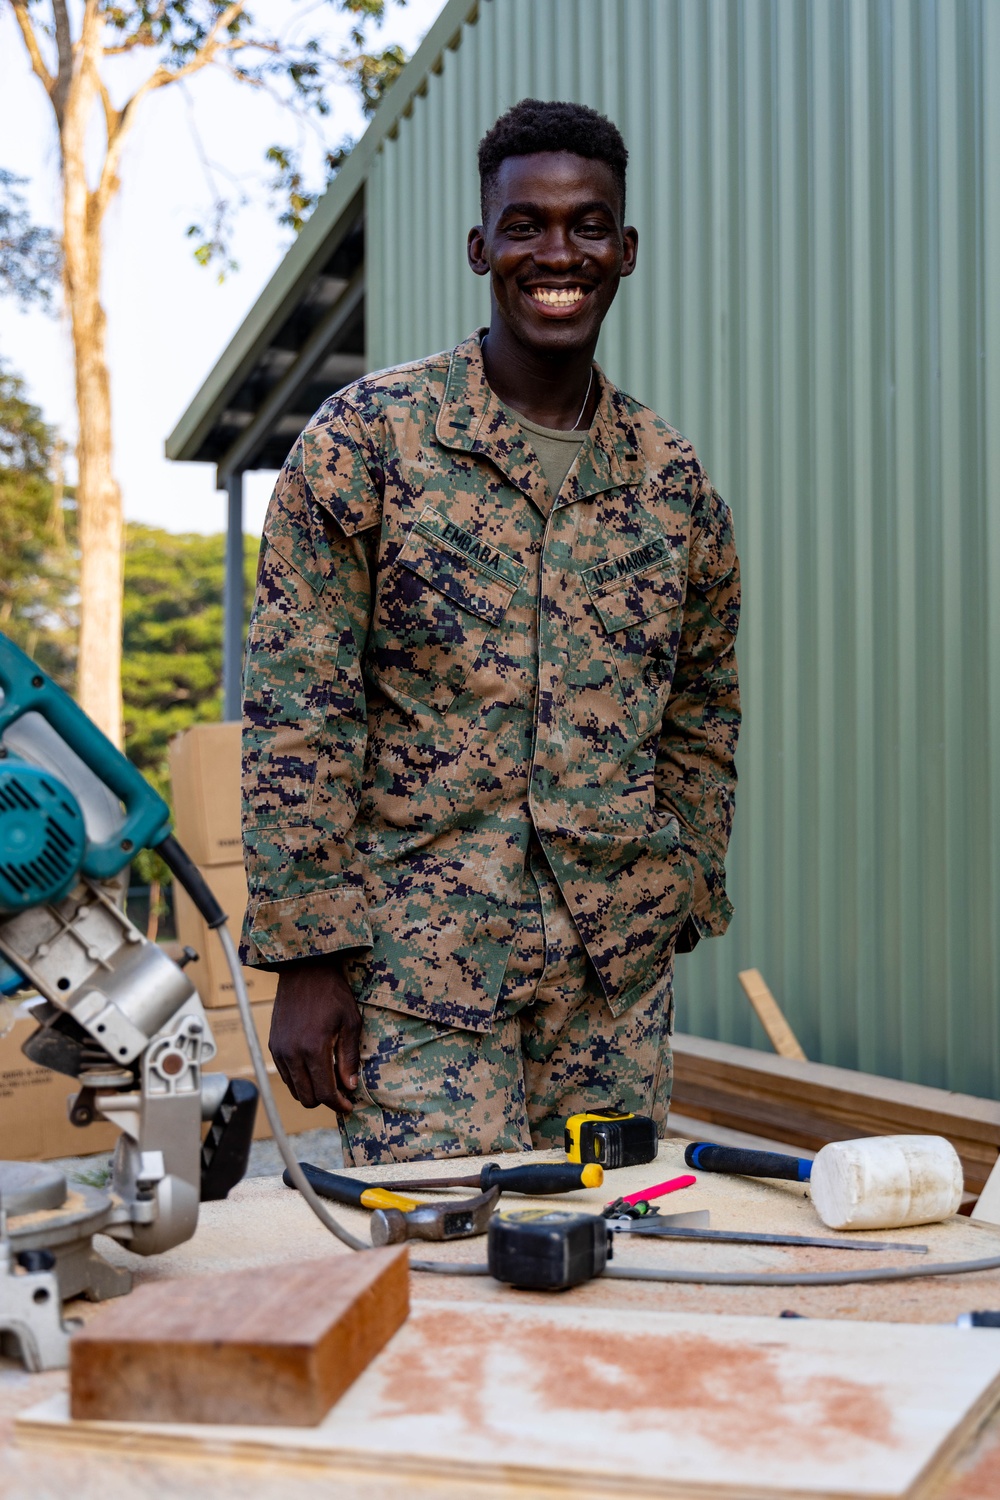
[0, 708, 131, 985]
[0, 635, 171, 879]
[3, 711, 125, 849]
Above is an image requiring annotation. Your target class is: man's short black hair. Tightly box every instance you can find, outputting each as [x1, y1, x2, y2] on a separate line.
[478, 98, 628, 220]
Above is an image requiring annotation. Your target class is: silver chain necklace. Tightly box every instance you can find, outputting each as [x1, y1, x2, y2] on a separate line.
[572, 368, 594, 430]
[483, 335, 593, 430]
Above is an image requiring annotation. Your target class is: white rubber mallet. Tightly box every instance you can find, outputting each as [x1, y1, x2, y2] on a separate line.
[684, 1135, 963, 1230]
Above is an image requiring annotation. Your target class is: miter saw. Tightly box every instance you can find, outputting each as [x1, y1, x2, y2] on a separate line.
[0, 634, 259, 1371]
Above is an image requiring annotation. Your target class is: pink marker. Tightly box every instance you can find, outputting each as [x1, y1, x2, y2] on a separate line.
[620, 1173, 697, 1206]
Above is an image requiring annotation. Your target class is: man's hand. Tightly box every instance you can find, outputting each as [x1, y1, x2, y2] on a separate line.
[269, 960, 361, 1113]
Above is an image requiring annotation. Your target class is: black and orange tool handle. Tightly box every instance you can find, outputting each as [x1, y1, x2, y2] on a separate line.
[479, 1162, 603, 1194]
[684, 1142, 813, 1183]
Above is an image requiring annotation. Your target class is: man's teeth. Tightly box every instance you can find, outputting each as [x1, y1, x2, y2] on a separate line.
[530, 287, 586, 306]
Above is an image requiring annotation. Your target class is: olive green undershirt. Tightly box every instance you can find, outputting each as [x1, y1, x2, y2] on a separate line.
[513, 411, 587, 506]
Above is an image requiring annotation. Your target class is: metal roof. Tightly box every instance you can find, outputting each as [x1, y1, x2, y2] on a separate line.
[164, 0, 479, 479]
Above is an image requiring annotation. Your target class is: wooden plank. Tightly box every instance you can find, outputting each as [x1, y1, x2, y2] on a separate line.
[24, 1302, 1000, 1498]
[738, 969, 808, 1059]
[972, 1154, 1000, 1226]
[69, 1249, 409, 1426]
[672, 1033, 1000, 1193]
[666, 1109, 819, 1160]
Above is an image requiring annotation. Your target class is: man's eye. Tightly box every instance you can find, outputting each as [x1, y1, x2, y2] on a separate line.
[506, 221, 537, 234]
[578, 221, 610, 236]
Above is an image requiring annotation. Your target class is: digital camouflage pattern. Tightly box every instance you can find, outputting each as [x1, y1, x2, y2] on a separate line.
[241, 332, 740, 1033]
[340, 835, 674, 1164]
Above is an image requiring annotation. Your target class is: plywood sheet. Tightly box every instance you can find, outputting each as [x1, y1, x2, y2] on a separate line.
[74, 1140, 1000, 1337]
[19, 1302, 1000, 1498]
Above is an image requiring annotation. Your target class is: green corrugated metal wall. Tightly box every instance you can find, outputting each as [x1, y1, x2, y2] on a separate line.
[366, 0, 1000, 1095]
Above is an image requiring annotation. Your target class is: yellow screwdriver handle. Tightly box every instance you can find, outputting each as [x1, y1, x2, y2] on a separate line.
[359, 1187, 420, 1212]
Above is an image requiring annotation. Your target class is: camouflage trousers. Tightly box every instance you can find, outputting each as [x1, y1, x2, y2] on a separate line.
[340, 837, 675, 1166]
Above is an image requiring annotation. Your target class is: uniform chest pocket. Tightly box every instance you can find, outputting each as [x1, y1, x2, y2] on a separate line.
[584, 539, 685, 737]
[369, 508, 526, 715]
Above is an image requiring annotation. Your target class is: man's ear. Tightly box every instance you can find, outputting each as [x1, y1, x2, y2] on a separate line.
[620, 225, 639, 279]
[467, 225, 490, 276]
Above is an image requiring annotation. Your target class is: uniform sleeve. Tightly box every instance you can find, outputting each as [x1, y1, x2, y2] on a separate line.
[239, 405, 382, 968]
[655, 473, 741, 945]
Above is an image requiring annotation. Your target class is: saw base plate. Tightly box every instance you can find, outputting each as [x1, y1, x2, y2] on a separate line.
[0, 1160, 131, 1303]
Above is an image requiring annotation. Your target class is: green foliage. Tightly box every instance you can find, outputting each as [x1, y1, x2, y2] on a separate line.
[341, 41, 408, 116]
[186, 203, 239, 281]
[0, 362, 266, 901]
[122, 522, 257, 887]
[0, 170, 61, 309]
[0, 361, 76, 686]
[0, 363, 50, 469]
[72, 1161, 113, 1188]
[102, 0, 256, 65]
[258, 32, 404, 250]
[181, 0, 409, 272]
[265, 146, 319, 235]
[122, 522, 257, 799]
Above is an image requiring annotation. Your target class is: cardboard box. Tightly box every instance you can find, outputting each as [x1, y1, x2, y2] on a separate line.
[168, 722, 243, 866]
[167, 722, 276, 1009]
[0, 1013, 120, 1160]
[0, 999, 322, 1162]
[173, 860, 277, 1009]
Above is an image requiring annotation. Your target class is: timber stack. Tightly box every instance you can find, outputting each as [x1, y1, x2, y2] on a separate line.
[671, 1031, 1000, 1195]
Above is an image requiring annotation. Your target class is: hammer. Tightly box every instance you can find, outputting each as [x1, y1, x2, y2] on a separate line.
[370, 1186, 500, 1246]
[281, 1162, 500, 1244]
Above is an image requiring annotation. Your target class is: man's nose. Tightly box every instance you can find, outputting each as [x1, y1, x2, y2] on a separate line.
[533, 226, 582, 268]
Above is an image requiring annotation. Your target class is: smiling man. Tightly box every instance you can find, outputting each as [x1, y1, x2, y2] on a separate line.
[240, 99, 740, 1165]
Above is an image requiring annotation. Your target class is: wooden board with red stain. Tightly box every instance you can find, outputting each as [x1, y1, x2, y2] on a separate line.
[19, 1301, 1000, 1498]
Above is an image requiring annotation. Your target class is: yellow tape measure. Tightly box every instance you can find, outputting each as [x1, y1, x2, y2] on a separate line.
[564, 1110, 658, 1169]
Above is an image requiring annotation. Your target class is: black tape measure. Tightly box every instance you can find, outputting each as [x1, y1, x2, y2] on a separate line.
[487, 1209, 610, 1291]
[564, 1110, 658, 1169]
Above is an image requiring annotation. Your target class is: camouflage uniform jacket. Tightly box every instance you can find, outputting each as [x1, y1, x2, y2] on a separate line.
[241, 333, 740, 1033]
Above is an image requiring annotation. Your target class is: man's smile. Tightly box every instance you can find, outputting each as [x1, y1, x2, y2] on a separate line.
[525, 283, 592, 311]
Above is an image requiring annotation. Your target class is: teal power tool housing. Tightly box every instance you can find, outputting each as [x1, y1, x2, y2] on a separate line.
[0, 635, 257, 1371]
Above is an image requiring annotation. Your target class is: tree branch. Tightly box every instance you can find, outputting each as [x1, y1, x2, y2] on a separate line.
[10, 0, 56, 101]
[94, 1, 250, 223]
[101, 0, 170, 57]
[50, 0, 75, 126]
[97, 73, 121, 144]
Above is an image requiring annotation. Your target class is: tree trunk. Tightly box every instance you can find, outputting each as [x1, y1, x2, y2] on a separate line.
[50, 438, 66, 545]
[60, 25, 124, 746]
[71, 267, 123, 746]
[146, 876, 161, 942]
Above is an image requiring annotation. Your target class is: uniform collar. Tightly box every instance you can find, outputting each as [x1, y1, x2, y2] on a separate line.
[435, 331, 641, 507]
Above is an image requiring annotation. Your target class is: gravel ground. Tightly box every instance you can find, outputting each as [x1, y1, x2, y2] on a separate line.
[235, 1127, 346, 1178]
[44, 1127, 345, 1191]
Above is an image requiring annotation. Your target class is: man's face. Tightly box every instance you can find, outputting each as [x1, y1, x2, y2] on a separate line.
[467, 151, 638, 358]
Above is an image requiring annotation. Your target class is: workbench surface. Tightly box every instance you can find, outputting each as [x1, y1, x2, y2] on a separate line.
[4, 1140, 1000, 1498]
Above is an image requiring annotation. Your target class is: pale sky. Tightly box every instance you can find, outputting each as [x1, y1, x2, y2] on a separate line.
[0, 0, 444, 538]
